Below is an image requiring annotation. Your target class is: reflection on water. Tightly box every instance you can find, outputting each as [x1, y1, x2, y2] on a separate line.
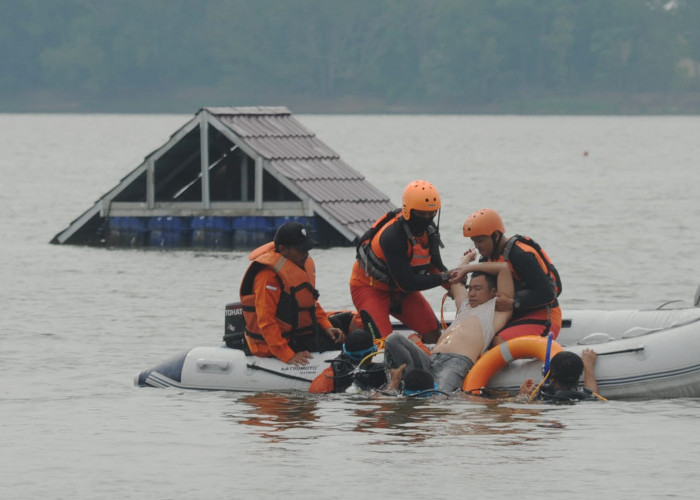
[230, 393, 321, 441]
[229, 392, 562, 446]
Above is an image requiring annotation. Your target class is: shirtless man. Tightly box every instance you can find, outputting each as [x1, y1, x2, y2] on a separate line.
[384, 257, 514, 393]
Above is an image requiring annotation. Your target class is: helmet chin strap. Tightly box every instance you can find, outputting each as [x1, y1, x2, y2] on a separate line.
[491, 232, 503, 260]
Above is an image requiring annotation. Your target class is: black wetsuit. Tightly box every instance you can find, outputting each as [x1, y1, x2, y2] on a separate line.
[537, 383, 599, 402]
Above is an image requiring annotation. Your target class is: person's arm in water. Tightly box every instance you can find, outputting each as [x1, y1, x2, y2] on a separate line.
[518, 379, 537, 398]
[581, 349, 598, 394]
[386, 364, 406, 392]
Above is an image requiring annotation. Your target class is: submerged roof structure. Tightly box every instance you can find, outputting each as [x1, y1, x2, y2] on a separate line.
[51, 106, 395, 247]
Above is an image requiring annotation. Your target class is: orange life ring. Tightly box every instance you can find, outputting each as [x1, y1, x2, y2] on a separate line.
[462, 336, 563, 394]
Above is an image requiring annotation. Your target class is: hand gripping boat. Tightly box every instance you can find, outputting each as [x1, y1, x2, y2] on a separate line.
[135, 289, 700, 400]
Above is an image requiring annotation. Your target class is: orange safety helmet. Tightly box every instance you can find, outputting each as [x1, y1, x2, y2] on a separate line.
[402, 180, 441, 220]
[463, 208, 505, 237]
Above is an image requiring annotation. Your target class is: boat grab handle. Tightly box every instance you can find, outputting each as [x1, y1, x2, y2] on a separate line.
[196, 359, 232, 372]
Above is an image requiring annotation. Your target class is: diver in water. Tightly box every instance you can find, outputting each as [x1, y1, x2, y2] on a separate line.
[308, 329, 387, 393]
[384, 364, 447, 397]
[519, 349, 601, 402]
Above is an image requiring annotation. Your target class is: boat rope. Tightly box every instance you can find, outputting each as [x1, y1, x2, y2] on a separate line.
[246, 363, 314, 383]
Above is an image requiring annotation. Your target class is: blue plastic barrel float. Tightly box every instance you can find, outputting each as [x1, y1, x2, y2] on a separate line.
[232, 216, 277, 249]
[191, 216, 233, 249]
[148, 216, 191, 248]
[106, 217, 149, 248]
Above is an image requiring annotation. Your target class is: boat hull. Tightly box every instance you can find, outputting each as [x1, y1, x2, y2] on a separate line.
[135, 347, 336, 392]
[489, 318, 700, 400]
[136, 305, 700, 400]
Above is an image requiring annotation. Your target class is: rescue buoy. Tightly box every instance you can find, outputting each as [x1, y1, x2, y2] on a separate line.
[462, 336, 563, 394]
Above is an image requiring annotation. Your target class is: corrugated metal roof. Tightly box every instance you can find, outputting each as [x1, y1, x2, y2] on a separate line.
[243, 136, 338, 160]
[273, 159, 362, 180]
[294, 179, 387, 202]
[216, 112, 313, 138]
[326, 201, 397, 225]
[207, 107, 394, 239]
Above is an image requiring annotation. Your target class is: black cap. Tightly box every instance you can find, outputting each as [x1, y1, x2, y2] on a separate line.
[273, 221, 318, 251]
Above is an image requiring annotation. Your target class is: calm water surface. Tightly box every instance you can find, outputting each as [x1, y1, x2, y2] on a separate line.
[1, 114, 699, 499]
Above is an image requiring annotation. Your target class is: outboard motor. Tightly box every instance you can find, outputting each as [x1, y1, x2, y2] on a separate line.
[223, 302, 248, 351]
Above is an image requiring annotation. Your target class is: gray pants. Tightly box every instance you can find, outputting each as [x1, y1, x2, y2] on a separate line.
[384, 333, 474, 393]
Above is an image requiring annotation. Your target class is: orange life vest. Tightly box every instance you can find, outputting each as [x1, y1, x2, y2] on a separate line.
[354, 214, 434, 291]
[499, 235, 562, 301]
[491, 235, 562, 335]
[240, 247, 321, 343]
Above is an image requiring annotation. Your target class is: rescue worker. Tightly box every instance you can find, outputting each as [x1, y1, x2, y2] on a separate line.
[308, 329, 387, 393]
[456, 208, 563, 344]
[350, 180, 451, 345]
[239, 221, 345, 366]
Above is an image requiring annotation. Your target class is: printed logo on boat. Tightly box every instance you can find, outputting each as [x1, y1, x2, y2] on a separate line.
[281, 365, 319, 375]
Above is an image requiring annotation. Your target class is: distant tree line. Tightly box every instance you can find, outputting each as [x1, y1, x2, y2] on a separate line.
[2, 0, 699, 112]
